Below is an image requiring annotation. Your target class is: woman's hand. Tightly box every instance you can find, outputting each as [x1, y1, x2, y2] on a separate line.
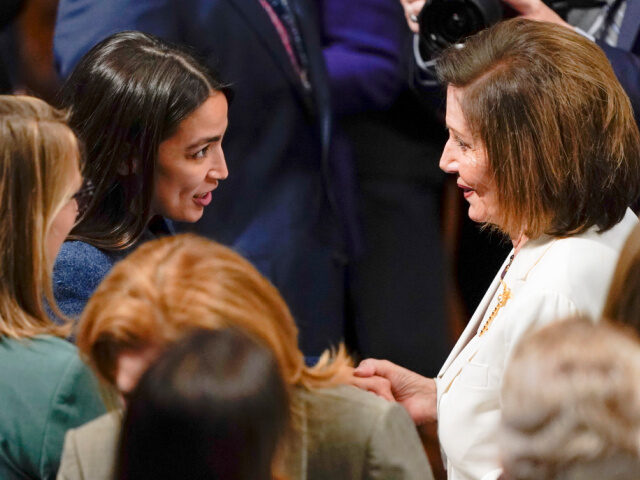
[398, 0, 425, 33]
[502, 0, 571, 28]
[351, 358, 437, 425]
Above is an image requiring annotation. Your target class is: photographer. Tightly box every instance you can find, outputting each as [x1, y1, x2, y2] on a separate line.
[402, 0, 640, 121]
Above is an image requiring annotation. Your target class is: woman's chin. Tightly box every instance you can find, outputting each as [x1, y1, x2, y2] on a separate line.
[467, 207, 490, 224]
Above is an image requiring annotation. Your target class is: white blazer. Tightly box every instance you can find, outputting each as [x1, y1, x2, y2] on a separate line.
[435, 209, 638, 480]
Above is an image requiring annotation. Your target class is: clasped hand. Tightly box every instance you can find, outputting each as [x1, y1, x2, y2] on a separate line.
[351, 358, 438, 426]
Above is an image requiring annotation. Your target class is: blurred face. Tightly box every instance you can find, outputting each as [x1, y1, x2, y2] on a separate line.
[151, 92, 229, 223]
[440, 85, 499, 225]
[46, 167, 82, 264]
[115, 345, 163, 404]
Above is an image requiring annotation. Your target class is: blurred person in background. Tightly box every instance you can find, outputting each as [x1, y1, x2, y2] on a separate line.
[58, 234, 433, 480]
[1, 0, 61, 101]
[54, 0, 361, 361]
[0, 95, 104, 479]
[117, 328, 290, 480]
[500, 317, 640, 480]
[319, 0, 450, 377]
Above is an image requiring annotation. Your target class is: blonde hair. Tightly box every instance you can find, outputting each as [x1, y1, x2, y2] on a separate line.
[501, 317, 640, 480]
[77, 234, 352, 390]
[437, 19, 640, 238]
[603, 223, 640, 335]
[0, 95, 80, 338]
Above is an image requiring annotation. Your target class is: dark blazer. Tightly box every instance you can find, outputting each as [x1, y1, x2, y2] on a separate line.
[54, 0, 356, 356]
[320, 0, 449, 376]
[597, 1, 640, 124]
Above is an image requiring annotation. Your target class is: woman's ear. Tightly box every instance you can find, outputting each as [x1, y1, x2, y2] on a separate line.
[118, 157, 139, 176]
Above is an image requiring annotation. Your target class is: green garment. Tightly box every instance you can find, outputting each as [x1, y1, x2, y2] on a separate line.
[0, 335, 105, 479]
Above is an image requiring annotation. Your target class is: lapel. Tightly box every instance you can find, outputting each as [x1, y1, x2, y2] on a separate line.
[291, 0, 331, 159]
[437, 252, 511, 377]
[618, 1, 640, 50]
[437, 235, 559, 378]
[227, 0, 313, 106]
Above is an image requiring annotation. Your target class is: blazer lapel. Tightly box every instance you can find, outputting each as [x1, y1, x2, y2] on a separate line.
[227, 0, 313, 107]
[618, 1, 640, 50]
[437, 253, 511, 377]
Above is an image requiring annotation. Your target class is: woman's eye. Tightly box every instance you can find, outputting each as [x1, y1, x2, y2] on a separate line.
[456, 138, 469, 151]
[191, 145, 210, 159]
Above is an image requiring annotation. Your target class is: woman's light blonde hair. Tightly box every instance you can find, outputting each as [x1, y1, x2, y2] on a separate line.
[0, 95, 80, 338]
[77, 234, 353, 390]
[501, 317, 640, 480]
[603, 223, 640, 335]
[437, 18, 640, 238]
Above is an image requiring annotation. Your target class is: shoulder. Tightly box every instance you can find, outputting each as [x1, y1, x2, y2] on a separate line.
[0, 335, 81, 375]
[0, 336, 105, 478]
[293, 385, 432, 479]
[53, 241, 119, 318]
[58, 411, 120, 480]
[54, 241, 117, 287]
[297, 384, 398, 421]
[64, 411, 121, 445]
[521, 211, 637, 304]
[0, 336, 104, 415]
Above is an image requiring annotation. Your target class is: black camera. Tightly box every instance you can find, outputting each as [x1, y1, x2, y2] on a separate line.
[417, 0, 606, 59]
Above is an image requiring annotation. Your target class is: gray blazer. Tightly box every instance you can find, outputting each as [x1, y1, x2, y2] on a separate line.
[57, 385, 433, 480]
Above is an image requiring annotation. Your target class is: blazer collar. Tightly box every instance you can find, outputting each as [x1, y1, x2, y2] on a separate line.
[618, 1, 640, 50]
[437, 236, 557, 377]
[437, 253, 508, 377]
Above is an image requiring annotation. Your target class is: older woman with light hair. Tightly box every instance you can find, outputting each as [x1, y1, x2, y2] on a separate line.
[500, 317, 640, 480]
[352, 17, 640, 480]
[57, 234, 433, 480]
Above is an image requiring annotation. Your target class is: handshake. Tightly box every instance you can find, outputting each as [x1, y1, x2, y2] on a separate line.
[402, 0, 599, 56]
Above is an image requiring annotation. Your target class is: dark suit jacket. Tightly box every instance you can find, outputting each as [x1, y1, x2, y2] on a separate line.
[597, 1, 640, 124]
[54, 0, 356, 355]
[319, 0, 449, 376]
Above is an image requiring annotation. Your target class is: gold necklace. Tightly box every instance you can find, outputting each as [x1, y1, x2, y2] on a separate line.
[479, 253, 514, 336]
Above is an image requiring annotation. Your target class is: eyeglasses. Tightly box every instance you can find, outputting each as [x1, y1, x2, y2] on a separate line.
[73, 179, 95, 219]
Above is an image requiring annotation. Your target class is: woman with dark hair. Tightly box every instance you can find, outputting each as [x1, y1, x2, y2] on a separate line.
[118, 328, 289, 480]
[352, 18, 640, 480]
[54, 30, 230, 318]
[0, 95, 104, 479]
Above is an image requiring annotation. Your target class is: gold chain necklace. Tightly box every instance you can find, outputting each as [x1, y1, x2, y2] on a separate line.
[479, 253, 515, 336]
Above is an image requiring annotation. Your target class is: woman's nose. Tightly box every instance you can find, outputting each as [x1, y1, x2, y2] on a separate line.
[439, 142, 458, 174]
[208, 151, 229, 181]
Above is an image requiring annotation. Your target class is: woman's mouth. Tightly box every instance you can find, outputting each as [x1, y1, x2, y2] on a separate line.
[193, 191, 212, 207]
[458, 183, 474, 199]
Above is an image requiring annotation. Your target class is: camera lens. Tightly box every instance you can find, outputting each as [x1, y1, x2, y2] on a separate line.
[418, 0, 503, 55]
[434, 1, 484, 43]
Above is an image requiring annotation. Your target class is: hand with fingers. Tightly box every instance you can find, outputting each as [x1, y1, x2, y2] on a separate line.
[502, 0, 570, 27]
[399, 0, 425, 32]
[351, 358, 438, 426]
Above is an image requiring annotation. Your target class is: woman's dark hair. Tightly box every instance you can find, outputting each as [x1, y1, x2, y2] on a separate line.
[117, 328, 290, 480]
[59, 31, 230, 250]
